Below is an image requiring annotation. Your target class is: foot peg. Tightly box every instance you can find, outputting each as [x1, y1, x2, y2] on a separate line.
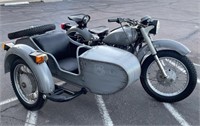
[45, 86, 87, 102]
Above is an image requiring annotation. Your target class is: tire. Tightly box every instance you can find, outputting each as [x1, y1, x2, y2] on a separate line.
[140, 50, 197, 102]
[10, 59, 45, 110]
[8, 24, 56, 40]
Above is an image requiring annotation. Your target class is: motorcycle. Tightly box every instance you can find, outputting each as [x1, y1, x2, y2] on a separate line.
[62, 14, 197, 102]
[2, 13, 197, 110]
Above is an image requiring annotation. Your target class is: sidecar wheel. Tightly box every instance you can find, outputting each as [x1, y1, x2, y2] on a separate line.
[10, 59, 45, 110]
[140, 50, 197, 102]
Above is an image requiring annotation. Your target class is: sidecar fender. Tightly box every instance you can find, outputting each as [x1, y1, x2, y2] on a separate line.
[4, 44, 54, 94]
[137, 39, 191, 62]
[67, 26, 93, 41]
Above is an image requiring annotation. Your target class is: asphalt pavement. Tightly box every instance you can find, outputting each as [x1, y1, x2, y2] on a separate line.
[0, 0, 200, 126]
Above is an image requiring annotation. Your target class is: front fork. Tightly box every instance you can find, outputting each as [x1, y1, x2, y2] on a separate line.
[140, 27, 168, 78]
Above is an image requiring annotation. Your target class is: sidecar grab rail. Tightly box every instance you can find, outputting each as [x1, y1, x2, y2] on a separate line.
[45, 85, 87, 102]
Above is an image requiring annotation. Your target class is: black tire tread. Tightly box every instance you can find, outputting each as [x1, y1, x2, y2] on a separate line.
[140, 50, 197, 103]
[8, 24, 56, 40]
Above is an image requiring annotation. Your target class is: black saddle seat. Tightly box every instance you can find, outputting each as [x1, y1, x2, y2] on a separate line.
[68, 14, 86, 23]
[89, 26, 109, 36]
[32, 31, 78, 73]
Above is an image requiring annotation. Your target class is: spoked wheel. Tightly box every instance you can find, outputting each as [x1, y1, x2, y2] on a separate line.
[10, 59, 45, 110]
[140, 50, 197, 102]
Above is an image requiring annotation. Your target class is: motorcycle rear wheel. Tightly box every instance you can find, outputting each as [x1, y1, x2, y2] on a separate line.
[10, 59, 45, 110]
[140, 50, 197, 102]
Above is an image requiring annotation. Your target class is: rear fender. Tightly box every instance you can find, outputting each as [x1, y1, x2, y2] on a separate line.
[4, 44, 54, 94]
[137, 39, 191, 63]
[67, 26, 93, 41]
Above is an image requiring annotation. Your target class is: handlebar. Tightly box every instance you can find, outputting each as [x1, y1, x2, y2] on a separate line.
[108, 18, 138, 26]
[108, 18, 123, 23]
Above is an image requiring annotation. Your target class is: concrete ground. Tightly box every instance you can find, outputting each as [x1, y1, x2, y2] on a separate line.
[0, 0, 200, 126]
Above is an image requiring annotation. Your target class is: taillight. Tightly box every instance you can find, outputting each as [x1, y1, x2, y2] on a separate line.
[60, 23, 72, 30]
[61, 23, 66, 30]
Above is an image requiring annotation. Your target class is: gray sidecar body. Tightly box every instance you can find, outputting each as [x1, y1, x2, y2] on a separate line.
[4, 26, 141, 95]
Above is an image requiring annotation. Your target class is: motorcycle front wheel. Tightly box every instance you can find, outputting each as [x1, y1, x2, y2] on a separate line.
[10, 59, 45, 110]
[140, 50, 197, 102]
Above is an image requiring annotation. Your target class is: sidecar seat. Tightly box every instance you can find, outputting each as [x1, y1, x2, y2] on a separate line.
[32, 31, 78, 73]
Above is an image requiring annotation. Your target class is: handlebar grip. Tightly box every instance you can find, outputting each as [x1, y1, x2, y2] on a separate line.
[108, 19, 118, 22]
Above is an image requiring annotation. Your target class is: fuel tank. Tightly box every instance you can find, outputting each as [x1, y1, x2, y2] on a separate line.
[103, 26, 138, 46]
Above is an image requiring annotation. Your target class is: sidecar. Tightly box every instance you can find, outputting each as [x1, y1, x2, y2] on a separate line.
[3, 24, 141, 110]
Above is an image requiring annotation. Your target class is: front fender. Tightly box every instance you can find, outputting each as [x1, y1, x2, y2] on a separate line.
[67, 26, 93, 41]
[4, 44, 54, 94]
[137, 39, 191, 62]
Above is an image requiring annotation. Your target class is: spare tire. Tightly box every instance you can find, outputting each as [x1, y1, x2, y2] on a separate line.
[8, 24, 56, 40]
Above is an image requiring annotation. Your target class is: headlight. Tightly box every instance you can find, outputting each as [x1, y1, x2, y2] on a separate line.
[149, 20, 160, 35]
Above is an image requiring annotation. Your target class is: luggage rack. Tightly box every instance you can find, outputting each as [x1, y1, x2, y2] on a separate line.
[45, 85, 87, 102]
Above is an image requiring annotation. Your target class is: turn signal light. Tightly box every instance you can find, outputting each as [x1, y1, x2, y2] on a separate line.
[35, 54, 47, 64]
[2, 43, 6, 49]
[30, 52, 48, 64]
[2, 42, 14, 51]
